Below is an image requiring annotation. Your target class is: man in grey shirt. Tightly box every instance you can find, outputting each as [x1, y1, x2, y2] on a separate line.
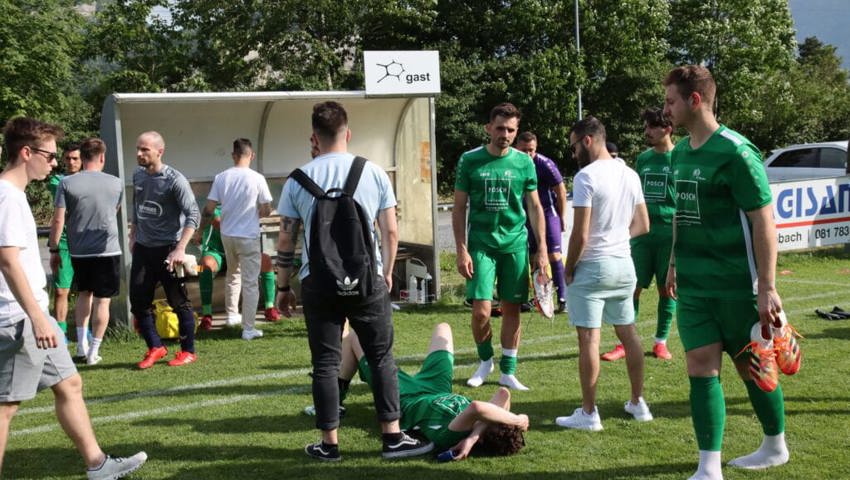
[49, 138, 123, 365]
[130, 131, 200, 369]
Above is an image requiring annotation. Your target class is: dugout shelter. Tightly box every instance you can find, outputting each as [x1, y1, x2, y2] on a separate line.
[100, 91, 440, 325]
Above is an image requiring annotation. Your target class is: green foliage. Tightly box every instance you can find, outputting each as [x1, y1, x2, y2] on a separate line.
[0, 0, 94, 222]
[579, 0, 672, 165]
[667, 0, 799, 150]
[3, 0, 850, 212]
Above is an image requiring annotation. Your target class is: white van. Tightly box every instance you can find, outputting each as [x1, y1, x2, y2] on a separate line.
[763, 141, 848, 182]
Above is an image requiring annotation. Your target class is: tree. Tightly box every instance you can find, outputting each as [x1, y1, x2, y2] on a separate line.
[667, 0, 797, 151]
[754, 37, 850, 148]
[81, 0, 198, 129]
[0, 0, 93, 223]
[579, 0, 672, 165]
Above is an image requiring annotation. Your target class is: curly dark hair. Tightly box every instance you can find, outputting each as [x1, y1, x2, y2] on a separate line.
[476, 424, 525, 456]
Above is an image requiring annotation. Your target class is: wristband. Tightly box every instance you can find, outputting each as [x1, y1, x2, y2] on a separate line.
[277, 285, 291, 292]
[49, 248, 59, 253]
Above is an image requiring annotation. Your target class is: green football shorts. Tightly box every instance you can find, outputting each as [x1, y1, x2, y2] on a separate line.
[676, 295, 759, 356]
[631, 227, 673, 289]
[53, 247, 74, 289]
[466, 249, 529, 304]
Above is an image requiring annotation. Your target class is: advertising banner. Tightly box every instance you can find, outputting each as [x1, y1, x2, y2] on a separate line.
[771, 176, 850, 251]
[364, 51, 441, 97]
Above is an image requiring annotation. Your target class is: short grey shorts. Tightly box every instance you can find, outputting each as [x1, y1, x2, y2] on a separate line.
[0, 315, 78, 402]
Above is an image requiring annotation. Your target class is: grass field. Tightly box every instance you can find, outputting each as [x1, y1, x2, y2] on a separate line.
[8, 249, 850, 479]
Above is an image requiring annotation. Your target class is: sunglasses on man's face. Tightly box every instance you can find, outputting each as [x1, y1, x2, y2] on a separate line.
[570, 137, 585, 154]
[29, 146, 57, 162]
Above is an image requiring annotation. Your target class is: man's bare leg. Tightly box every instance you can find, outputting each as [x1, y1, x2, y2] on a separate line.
[577, 326, 601, 413]
[73, 291, 92, 359]
[0, 402, 19, 474]
[468, 301, 495, 387]
[85, 296, 111, 364]
[52, 375, 106, 468]
[614, 323, 645, 404]
[497, 301, 528, 390]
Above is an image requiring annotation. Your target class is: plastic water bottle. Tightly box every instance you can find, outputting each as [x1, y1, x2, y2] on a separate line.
[437, 449, 455, 462]
[408, 275, 418, 304]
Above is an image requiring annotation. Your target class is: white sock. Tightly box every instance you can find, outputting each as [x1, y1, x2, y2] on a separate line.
[498, 373, 530, 391]
[655, 338, 667, 345]
[89, 337, 102, 359]
[688, 450, 723, 480]
[502, 348, 517, 357]
[467, 358, 494, 388]
[728, 433, 789, 469]
[76, 328, 88, 356]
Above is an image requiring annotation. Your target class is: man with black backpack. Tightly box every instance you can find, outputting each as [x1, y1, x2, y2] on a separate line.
[275, 101, 433, 461]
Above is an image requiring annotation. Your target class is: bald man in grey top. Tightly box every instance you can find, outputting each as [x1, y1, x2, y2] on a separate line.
[130, 131, 201, 369]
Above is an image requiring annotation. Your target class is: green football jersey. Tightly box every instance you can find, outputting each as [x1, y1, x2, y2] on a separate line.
[635, 149, 676, 225]
[401, 392, 471, 449]
[672, 126, 772, 299]
[201, 205, 224, 253]
[48, 174, 68, 248]
[455, 146, 537, 253]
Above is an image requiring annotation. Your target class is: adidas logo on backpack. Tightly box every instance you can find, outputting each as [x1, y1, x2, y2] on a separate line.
[336, 277, 360, 296]
[290, 157, 377, 300]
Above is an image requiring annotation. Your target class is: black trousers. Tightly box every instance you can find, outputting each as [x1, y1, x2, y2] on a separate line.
[301, 275, 400, 431]
[130, 243, 196, 353]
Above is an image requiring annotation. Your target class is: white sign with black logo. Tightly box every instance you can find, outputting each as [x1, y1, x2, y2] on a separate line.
[364, 51, 441, 97]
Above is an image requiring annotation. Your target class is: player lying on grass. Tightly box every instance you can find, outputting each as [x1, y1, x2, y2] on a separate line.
[330, 322, 528, 460]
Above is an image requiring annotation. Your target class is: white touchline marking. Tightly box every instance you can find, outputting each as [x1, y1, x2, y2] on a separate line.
[779, 278, 849, 287]
[14, 341, 584, 438]
[12, 321, 702, 438]
[12, 385, 312, 437]
[16, 368, 312, 416]
[16, 333, 574, 417]
[783, 289, 848, 303]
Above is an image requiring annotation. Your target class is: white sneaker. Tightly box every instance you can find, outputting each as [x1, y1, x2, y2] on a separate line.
[624, 397, 653, 422]
[466, 359, 494, 387]
[225, 315, 242, 327]
[87, 452, 147, 480]
[87, 354, 103, 366]
[242, 328, 264, 340]
[555, 407, 603, 431]
[498, 373, 530, 391]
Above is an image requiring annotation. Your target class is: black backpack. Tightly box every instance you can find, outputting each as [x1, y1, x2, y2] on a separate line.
[289, 156, 377, 300]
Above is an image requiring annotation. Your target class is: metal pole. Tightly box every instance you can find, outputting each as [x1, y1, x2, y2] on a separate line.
[574, 0, 583, 120]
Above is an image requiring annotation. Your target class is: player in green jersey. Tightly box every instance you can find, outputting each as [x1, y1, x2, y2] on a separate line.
[47, 144, 81, 339]
[663, 65, 788, 480]
[333, 322, 528, 460]
[602, 107, 677, 362]
[452, 103, 549, 391]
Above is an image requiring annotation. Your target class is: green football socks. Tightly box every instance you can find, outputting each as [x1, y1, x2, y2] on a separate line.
[261, 271, 276, 308]
[690, 376, 725, 451]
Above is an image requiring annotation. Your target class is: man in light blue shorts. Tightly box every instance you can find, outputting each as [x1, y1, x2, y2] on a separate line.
[557, 116, 653, 431]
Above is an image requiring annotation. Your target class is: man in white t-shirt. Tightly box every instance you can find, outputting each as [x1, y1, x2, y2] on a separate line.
[197, 138, 273, 340]
[555, 116, 652, 431]
[0, 117, 146, 478]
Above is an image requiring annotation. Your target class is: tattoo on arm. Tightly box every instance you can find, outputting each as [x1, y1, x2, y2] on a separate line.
[281, 218, 301, 242]
[276, 250, 295, 268]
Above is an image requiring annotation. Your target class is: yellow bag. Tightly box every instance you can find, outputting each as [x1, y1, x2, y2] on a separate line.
[153, 299, 197, 339]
